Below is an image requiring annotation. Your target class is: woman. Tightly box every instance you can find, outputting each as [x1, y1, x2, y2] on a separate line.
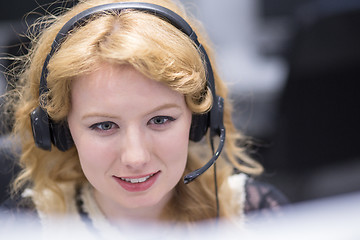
[1, 0, 287, 236]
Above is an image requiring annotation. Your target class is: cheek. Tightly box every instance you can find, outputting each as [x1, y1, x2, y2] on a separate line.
[156, 118, 192, 169]
[75, 136, 115, 173]
[68, 115, 116, 179]
[158, 133, 189, 159]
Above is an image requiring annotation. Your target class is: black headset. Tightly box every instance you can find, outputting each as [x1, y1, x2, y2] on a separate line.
[30, 2, 225, 184]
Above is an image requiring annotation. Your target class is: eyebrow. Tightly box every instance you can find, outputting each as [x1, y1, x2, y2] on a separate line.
[147, 103, 182, 114]
[81, 103, 182, 120]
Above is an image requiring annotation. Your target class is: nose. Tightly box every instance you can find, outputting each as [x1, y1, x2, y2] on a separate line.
[120, 126, 151, 170]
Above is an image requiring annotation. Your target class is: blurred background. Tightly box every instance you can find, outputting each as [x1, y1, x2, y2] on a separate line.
[0, 0, 360, 204]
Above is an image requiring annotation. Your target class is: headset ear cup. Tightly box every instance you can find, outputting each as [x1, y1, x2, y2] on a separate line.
[50, 120, 74, 152]
[189, 113, 209, 142]
[30, 107, 52, 151]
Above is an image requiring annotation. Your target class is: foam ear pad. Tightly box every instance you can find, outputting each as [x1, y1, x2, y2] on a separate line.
[189, 113, 209, 142]
[30, 107, 52, 151]
[30, 106, 74, 151]
[49, 121, 74, 152]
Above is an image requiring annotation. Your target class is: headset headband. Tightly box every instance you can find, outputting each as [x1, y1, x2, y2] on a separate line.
[40, 2, 215, 98]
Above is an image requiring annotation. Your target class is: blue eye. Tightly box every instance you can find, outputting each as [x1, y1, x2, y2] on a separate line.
[90, 121, 117, 131]
[149, 116, 175, 125]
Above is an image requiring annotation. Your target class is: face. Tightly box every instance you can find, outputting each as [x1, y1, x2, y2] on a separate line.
[68, 64, 192, 219]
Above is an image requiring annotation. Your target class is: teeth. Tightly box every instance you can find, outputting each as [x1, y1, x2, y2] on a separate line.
[120, 173, 154, 183]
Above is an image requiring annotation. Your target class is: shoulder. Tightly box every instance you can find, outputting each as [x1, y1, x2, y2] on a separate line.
[228, 173, 289, 215]
[0, 194, 42, 236]
[0, 190, 39, 225]
[243, 177, 289, 214]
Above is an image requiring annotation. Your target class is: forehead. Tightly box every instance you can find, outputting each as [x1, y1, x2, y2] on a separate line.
[70, 64, 184, 110]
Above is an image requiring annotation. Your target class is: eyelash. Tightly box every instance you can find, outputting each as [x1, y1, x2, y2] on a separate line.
[89, 121, 118, 131]
[148, 116, 176, 126]
[89, 116, 175, 132]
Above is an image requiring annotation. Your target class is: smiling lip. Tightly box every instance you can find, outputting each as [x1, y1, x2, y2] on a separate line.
[113, 171, 160, 192]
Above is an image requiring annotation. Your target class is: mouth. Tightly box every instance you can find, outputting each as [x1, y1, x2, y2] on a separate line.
[119, 172, 158, 184]
[113, 171, 160, 192]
